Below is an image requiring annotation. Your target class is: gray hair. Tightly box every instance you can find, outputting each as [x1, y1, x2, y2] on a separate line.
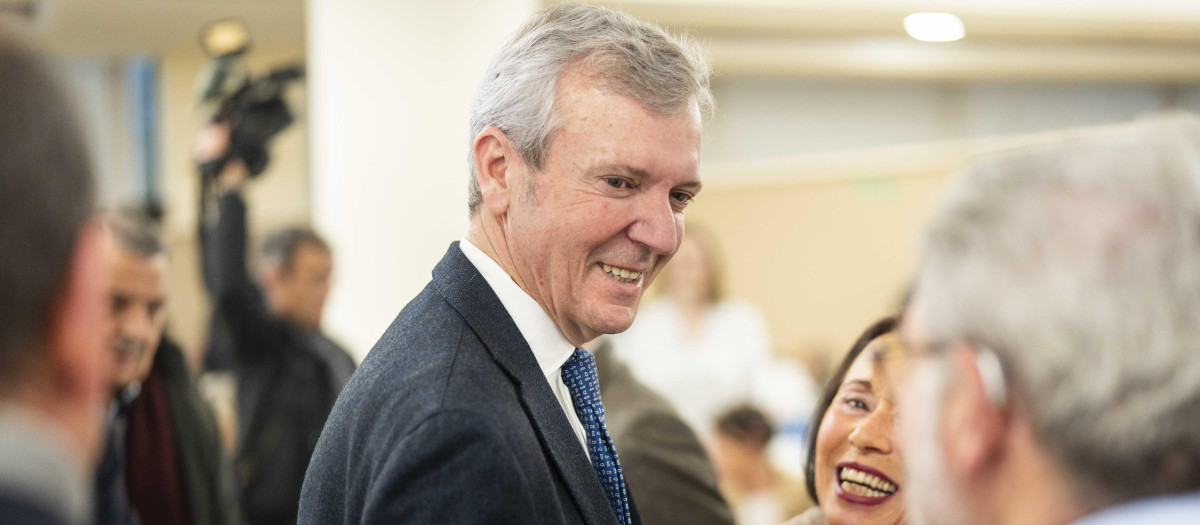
[911, 113, 1200, 506]
[261, 227, 330, 274]
[103, 209, 165, 258]
[466, 3, 713, 214]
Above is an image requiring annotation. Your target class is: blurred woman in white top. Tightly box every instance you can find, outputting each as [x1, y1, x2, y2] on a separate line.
[612, 226, 815, 440]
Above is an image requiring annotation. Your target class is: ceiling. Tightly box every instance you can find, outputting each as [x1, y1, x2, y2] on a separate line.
[0, 0, 304, 55]
[6, 0, 1200, 81]
[580, 0, 1200, 82]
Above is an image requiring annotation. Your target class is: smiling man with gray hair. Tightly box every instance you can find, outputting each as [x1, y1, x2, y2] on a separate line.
[300, 4, 711, 524]
[900, 114, 1200, 525]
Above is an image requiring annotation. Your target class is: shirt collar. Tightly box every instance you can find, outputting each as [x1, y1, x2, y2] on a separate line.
[459, 238, 575, 376]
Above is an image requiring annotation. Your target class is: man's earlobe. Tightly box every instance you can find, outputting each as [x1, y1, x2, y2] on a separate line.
[473, 128, 514, 216]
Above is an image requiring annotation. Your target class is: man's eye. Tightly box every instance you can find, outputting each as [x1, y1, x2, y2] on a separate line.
[605, 177, 629, 189]
[671, 192, 693, 205]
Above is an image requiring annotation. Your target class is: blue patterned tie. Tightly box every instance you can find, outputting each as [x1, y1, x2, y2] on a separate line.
[561, 348, 631, 525]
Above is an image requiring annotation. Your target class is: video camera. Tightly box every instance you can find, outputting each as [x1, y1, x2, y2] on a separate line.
[196, 19, 304, 180]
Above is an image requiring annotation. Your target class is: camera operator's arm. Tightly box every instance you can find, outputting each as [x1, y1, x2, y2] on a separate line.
[208, 179, 287, 365]
[198, 125, 282, 365]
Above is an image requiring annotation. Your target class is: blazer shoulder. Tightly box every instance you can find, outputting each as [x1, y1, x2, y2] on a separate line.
[324, 280, 520, 442]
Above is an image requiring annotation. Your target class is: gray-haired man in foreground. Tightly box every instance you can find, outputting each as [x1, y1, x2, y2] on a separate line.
[901, 114, 1200, 525]
[300, 5, 711, 524]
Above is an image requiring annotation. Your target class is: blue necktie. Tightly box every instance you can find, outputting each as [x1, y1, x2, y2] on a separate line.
[561, 348, 631, 525]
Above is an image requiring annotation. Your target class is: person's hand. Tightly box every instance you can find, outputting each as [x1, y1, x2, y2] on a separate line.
[194, 122, 230, 163]
[194, 123, 248, 191]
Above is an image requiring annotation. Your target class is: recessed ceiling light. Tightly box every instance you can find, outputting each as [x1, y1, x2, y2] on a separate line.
[904, 12, 965, 43]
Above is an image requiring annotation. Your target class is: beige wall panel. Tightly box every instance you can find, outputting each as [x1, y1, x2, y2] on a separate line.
[687, 173, 949, 360]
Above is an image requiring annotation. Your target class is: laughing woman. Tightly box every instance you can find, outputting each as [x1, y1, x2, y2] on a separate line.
[786, 317, 907, 525]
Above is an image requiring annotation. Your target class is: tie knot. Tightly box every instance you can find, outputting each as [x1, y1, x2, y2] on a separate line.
[563, 346, 595, 377]
[561, 348, 600, 407]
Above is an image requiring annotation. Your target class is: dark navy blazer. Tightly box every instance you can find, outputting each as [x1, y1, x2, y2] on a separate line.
[0, 493, 68, 525]
[298, 243, 639, 524]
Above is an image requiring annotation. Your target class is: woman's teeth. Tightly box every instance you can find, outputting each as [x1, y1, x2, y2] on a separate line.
[601, 263, 640, 283]
[838, 467, 897, 498]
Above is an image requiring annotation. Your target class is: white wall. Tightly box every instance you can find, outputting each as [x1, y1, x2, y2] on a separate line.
[308, 0, 538, 360]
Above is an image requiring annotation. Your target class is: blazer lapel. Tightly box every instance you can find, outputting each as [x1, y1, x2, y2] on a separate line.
[432, 243, 618, 525]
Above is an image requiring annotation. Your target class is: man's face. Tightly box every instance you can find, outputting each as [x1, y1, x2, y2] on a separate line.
[504, 70, 703, 345]
[105, 242, 168, 391]
[271, 243, 332, 331]
[897, 306, 972, 525]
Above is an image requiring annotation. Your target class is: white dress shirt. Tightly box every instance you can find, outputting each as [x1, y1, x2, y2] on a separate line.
[459, 238, 590, 459]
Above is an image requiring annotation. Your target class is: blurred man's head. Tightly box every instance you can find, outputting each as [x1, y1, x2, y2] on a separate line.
[103, 211, 168, 391]
[0, 34, 109, 467]
[261, 228, 332, 331]
[713, 405, 775, 490]
[466, 4, 712, 346]
[900, 114, 1200, 525]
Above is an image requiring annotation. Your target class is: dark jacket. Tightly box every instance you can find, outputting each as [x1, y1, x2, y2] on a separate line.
[0, 494, 70, 525]
[96, 338, 238, 525]
[156, 339, 240, 525]
[298, 243, 640, 525]
[593, 342, 735, 525]
[203, 191, 355, 525]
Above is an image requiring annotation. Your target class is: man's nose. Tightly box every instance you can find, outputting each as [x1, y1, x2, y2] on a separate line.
[627, 193, 680, 255]
[116, 307, 154, 341]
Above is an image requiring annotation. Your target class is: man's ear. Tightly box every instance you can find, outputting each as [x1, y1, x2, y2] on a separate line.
[261, 265, 282, 291]
[942, 344, 1008, 480]
[473, 127, 518, 217]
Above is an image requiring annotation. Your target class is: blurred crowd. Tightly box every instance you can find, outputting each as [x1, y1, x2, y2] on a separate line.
[3, 4, 1200, 525]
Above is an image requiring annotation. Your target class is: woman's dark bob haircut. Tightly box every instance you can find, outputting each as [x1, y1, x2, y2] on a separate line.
[803, 315, 900, 504]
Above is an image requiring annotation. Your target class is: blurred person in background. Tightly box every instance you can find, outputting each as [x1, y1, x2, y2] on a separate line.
[712, 405, 811, 525]
[299, 4, 711, 523]
[95, 211, 237, 525]
[612, 225, 816, 441]
[0, 34, 110, 525]
[900, 115, 1200, 525]
[197, 125, 355, 525]
[789, 316, 906, 525]
[587, 337, 735, 525]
